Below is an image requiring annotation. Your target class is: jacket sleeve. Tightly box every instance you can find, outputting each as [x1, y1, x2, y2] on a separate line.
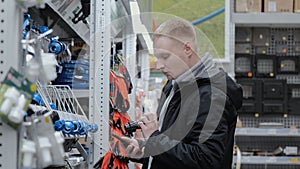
[143, 87, 233, 169]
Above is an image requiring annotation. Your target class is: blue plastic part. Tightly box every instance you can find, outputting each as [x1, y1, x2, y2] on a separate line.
[88, 123, 98, 133]
[23, 14, 30, 29]
[24, 112, 28, 118]
[22, 14, 30, 39]
[32, 93, 42, 105]
[79, 122, 88, 135]
[72, 121, 80, 134]
[31, 25, 37, 30]
[49, 103, 57, 110]
[49, 39, 67, 55]
[49, 41, 63, 54]
[54, 120, 65, 131]
[62, 121, 74, 134]
[39, 26, 49, 34]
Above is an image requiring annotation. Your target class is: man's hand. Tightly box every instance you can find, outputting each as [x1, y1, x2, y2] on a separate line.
[139, 112, 158, 139]
[119, 136, 144, 159]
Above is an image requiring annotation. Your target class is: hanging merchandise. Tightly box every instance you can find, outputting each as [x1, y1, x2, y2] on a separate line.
[110, 71, 131, 113]
[110, 53, 133, 112]
[22, 14, 31, 39]
[72, 0, 91, 24]
[49, 37, 68, 55]
[0, 68, 37, 128]
[94, 110, 130, 169]
[111, 54, 132, 93]
[94, 151, 128, 169]
[21, 139, 37, 169]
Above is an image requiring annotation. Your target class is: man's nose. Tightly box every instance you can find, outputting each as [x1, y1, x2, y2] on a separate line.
[156, 60, 164, 70]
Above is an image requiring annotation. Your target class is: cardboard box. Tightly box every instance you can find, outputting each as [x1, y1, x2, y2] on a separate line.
[235, 0, 262, 12]
[264, 0, 293, 12]
[295, 0, 300, 12]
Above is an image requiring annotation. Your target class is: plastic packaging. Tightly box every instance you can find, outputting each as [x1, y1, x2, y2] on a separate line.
[54, 132, 65, 156]
[8, 95, 27, 123]
[38, 137, 52, 165]
[0, 99, 13, 115]
[22, 139, 36, 168]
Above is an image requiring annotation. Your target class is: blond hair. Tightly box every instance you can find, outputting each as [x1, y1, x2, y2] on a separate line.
[153, 18, 198, 52]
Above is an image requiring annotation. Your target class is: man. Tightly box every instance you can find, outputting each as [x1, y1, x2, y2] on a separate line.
[123, 18, 243, 169]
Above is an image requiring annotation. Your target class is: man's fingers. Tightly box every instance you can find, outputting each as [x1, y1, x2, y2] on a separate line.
[132, 145, 140, 155]
[138, 121, 146, 129]
[119, 136, 132, 143]
[126, 144, 133, 153]
[140, 116, 149, 124]
[144, 112, 157, 121]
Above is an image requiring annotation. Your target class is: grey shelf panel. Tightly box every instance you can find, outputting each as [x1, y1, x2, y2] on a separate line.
[235, 128, 300, 137]
[232, 13, 300, 26]
[233, 156, 300, 165]
[73, 90, 89, 98]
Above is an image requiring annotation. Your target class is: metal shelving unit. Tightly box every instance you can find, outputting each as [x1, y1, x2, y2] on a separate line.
[88, 0, 111, 167]
[0, 0, 152, 168]
[0, 0, 22, 169]
[235, 128, 300, 153]
[0, 122, 18, 169]
[235, 128, 300, 136]
[234, 156, 300, 165]
[226, 1, 300, 169]
[0, 0, 22, 81]
[232, 13, 300, 25]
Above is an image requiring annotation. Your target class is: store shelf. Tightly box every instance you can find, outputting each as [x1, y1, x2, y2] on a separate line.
[46, 1, 90, 45]
[232, 13, 300, 26]
[73, 89, 89, 98]
[235, 128, 300, 152]
[233, 156, 300, 165]
[235, 128, 300, 137]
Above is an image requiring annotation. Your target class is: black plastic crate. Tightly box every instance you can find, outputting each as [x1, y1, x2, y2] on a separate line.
[262, 100, 285, 113]
[293, 29, 300, 42]
[277, 56, 299, 74]
[263, 79, 286, 99]
[237, 79, 262, 113]
[287, 84, 300, 115]
[236, 27, 252, 43]
[274, 29, 290, 43]
[255, 46, 268, 55]
[255, 55, 276, 78]
[235, 43, 252, 54]
[252, 28, 270, 46]
[276, 44, 289, 55]
[235, 54, 253, 78]
[236, 135, 300, 152]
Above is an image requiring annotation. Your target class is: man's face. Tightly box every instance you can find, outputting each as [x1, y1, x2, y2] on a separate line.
[154, 36, 190, 80]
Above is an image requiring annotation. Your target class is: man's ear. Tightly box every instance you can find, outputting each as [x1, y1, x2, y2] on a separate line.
[184, 42, 193, 57]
